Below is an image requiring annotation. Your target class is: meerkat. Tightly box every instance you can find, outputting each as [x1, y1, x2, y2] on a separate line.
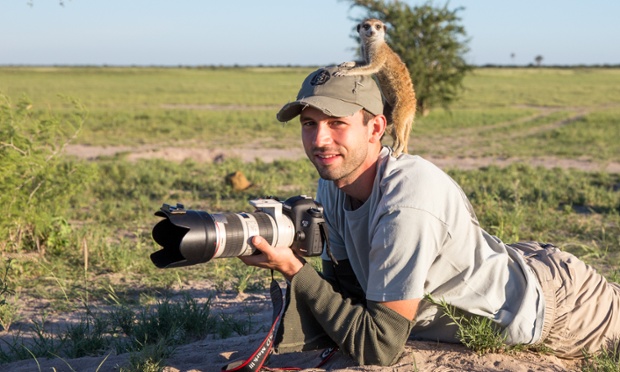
[334, 18, 416, 157]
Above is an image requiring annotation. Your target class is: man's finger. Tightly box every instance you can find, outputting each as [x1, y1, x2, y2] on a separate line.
[251, 235, 271, 253]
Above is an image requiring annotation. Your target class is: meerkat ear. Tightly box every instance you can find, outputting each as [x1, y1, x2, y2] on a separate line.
[357, 23, 361, 32]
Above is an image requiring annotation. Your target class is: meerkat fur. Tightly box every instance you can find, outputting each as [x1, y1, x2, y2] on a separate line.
[334, 18, 416, 157]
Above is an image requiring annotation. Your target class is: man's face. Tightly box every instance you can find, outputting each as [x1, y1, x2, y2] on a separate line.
[300, 107, 373, 187]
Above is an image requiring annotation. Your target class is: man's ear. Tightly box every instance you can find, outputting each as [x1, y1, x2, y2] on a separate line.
[369, 114, 387, 143]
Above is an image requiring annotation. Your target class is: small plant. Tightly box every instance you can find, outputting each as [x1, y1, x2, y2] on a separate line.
[130, 296, 211, 346]
[426, 295, 509, 355]
[28, 315, 63, 359]
[582, 339, 620, 372]
[0, 260, 19, 331]
[120, 339, 171, 372]
[61, 314, 110, 358]
[217, 313, 251, 338]
[232, 266, 263, 293]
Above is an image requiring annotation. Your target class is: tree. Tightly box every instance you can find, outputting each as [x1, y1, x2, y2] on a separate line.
[534, 55, 543, 67]
[346, 0, 472, 115]
[27, 0, 66, 6]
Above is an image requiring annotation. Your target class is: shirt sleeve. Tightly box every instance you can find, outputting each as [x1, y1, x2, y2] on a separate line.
[366, 206, 448, 302]
[287, 263, 415, 366]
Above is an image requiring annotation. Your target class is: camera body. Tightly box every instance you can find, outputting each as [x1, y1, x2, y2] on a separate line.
[151, 195, 327, 268]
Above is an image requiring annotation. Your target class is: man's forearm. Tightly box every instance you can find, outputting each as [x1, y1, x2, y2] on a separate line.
[290, 263, 414, 366]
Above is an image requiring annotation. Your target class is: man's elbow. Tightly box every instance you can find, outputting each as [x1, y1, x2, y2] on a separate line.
[361, 344, 405, 366]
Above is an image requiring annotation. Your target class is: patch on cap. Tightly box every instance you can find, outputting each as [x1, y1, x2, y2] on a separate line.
[311, 69, 331, 86]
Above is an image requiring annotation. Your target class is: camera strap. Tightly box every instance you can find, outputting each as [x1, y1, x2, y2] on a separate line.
[221, 271, 338, 371]
[221, 272, 283, 372]
[319, 222, 338, 265]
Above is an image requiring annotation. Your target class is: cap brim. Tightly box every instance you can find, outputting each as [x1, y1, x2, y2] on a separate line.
[276, 96, 364, 122]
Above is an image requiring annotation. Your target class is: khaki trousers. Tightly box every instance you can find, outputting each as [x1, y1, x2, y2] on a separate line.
[510, 241, 620, 359]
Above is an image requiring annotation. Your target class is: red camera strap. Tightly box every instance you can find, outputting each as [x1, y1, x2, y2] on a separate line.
[221, 273, 337, 371]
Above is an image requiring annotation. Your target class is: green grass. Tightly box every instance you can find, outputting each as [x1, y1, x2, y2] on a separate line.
[460, 68, 620, 108]
[582, 340, 620, 372]
[0, 66, 619, 370]
[1, 67, 311, 147]
[0, 67, 312, 109]
[508, 108, 620, 160]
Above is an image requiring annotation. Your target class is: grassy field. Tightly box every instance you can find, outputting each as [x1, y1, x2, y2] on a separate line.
[0, 66, 619, 369]
[2, 66, 619, 159]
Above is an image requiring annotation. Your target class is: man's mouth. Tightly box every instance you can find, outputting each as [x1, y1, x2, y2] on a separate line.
[314, 153, 341, 165]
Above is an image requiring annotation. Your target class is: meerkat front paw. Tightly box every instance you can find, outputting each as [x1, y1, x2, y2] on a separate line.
[334, 62, 357, 77]
[338, 61, 357, 68]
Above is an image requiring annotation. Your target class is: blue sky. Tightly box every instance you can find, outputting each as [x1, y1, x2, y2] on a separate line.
[1, 0, 619, 66]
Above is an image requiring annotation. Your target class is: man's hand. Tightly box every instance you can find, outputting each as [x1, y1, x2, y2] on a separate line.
[239, 236, 305, 281]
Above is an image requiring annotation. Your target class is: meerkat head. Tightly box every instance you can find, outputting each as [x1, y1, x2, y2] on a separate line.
[357, 18, 386, 43]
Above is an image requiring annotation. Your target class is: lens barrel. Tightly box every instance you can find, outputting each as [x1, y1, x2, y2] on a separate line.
[150, 203, 293, 269]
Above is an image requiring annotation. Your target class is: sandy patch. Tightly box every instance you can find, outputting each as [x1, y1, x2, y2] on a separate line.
[63, 144, 620, 173]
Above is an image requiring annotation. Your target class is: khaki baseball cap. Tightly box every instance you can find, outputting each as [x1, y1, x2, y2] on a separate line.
[276, 66, 384, 122]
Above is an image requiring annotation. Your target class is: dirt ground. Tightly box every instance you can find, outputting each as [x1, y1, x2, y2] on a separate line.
[2, 142, 614, 371]
[3, 281, 584, 372]
[63, 143, 620, 173]
[4, 334, 584, 372]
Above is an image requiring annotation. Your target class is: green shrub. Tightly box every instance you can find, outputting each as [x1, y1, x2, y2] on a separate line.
[0, 95, 95, 253]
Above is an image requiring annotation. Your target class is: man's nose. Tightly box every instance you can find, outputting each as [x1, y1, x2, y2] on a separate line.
[313, 123, 333, 147]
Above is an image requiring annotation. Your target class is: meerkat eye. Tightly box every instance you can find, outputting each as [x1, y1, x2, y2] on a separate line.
[363, 24, 371, 30]
[375, 24, 382, 30]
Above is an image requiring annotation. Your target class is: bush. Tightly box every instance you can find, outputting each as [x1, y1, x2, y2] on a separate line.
[0, 95, 95, 253]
